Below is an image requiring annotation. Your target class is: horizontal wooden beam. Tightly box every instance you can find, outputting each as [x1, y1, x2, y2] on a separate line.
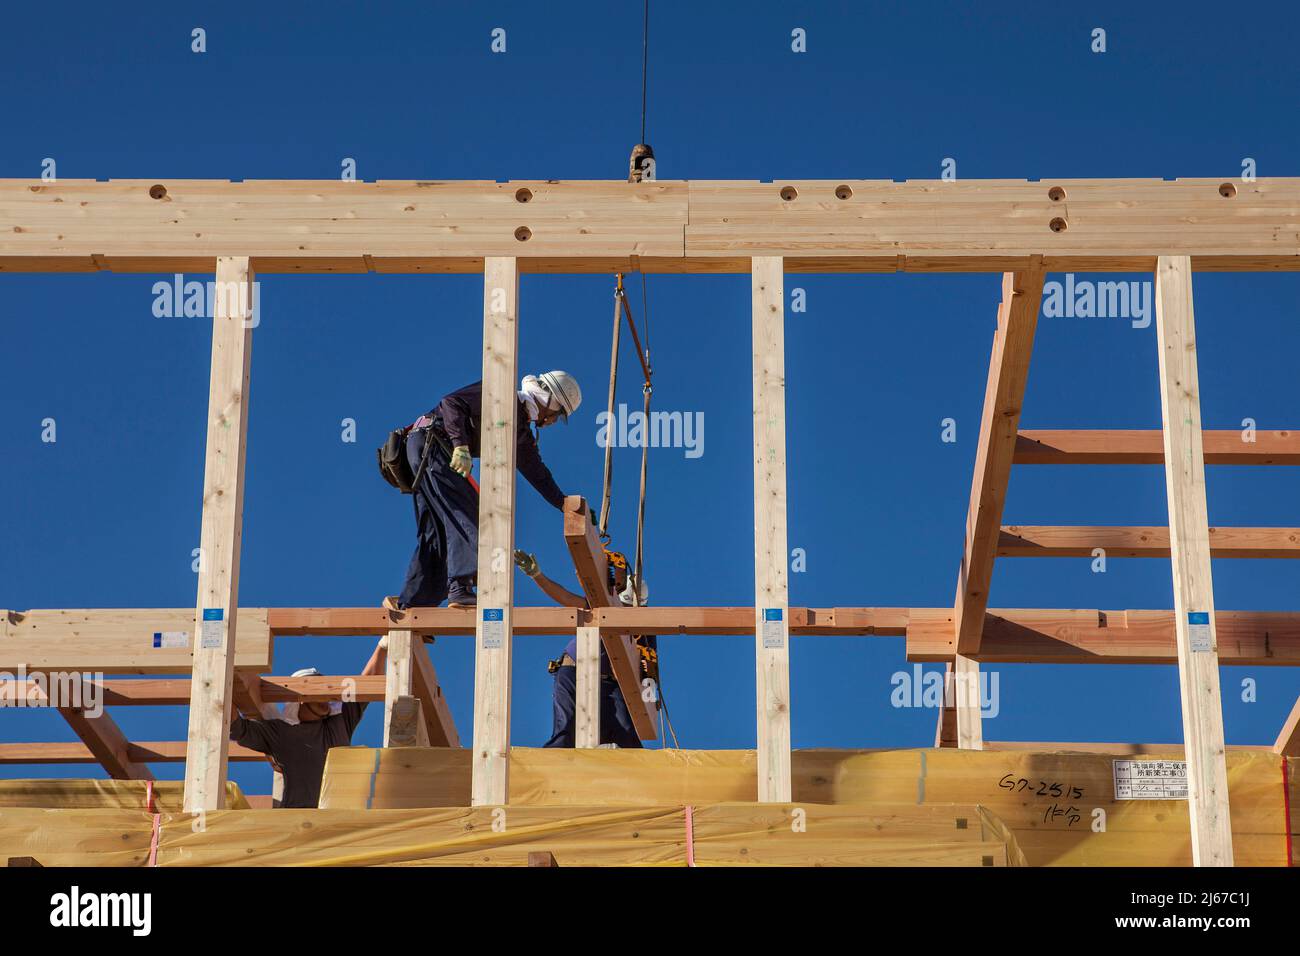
[0, 608, 271, 673]
[0, 675, 386, 706]
[3, 178, 1299, 274]
[270, 606, 913, 636]
[0, 741, 267, 764]
[269, 606, 581, 636]
[984, 741, 1268, 754]
[998, 526, 1300, 558]
[1015, 429, 1300, 465]
[908, 609, 1300, 665]
[8, 607, 1300, 663]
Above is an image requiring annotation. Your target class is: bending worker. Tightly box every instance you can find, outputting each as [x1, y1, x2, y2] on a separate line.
[387, 372, 582, 611]
[514, 548, 656, 748]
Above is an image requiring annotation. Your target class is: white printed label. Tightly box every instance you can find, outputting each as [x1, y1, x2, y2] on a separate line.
[153, 631, 189, 649]
[1187, 611, 1212, 652]
[200, 608, 224, 649]
[1113, 759, 1189, 800]
[481, 608, 505, 649]
[761, 608, 785, 649]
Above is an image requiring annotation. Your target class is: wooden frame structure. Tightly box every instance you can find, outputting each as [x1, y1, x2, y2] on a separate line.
[3, 177, 1300, 867]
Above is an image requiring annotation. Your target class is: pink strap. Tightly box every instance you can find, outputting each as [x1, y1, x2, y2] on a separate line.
[684, 805, 696, 867]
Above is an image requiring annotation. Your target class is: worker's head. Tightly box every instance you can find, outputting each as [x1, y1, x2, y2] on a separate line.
[283, 667, 342, 723]
[529, 370, 582, 427]
[297, 700, 334, 722]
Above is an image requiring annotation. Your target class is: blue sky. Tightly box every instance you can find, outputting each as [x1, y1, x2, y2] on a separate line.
[2, 0, 1298, 793]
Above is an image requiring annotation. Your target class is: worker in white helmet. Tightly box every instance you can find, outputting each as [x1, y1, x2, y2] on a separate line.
[385, 372, 582, 611]
[228, 638, 387, 808]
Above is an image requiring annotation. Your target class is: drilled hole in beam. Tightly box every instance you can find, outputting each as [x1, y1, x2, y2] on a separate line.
[780, 186, 798, 201]
[1048, 186, 1067, 202]
[1219, 182, 1238, 198]
[149, 184, 168, 200]
[515, 188, 532, 203]
[835, 184, 853, 200]
[1049, 217, 1068, 233]
[514, 226, 532, 241]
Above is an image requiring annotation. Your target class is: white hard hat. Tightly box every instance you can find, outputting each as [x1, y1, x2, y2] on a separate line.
[619, 576, 649, 607]
[283, 667, 339, 721]
[536, 370, 582, 421]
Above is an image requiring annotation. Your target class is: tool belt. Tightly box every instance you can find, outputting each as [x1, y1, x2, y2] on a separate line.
[377, 415, 453, 495]
[547, 653, 578, 674]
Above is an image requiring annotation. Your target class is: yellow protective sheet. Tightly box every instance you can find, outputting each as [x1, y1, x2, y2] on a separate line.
[0, 809, 156, 866]
[319, 746, 1295, 866]
[0, 801, 1020, 867]
[0, 778, 249, 811]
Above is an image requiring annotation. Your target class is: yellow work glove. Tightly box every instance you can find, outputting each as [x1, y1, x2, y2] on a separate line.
[449, 445, 473, 477]
[513, 550, 540, 577]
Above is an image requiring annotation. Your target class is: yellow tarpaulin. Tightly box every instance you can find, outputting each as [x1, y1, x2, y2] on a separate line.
[0, 801, 1020, 867]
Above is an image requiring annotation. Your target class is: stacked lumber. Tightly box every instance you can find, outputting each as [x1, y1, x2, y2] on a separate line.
[319, 746, 1297, 866]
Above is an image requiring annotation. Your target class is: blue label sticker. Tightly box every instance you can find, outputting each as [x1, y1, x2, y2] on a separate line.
[763, 608, 783, 622]
[1188, 612, 1209, 626]
[483, 608, 504, 622]
[203, 608, 224, 622]
[153, 632, 161, 648]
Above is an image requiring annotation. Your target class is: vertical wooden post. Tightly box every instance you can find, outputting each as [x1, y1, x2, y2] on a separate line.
[751, 256, 792, 803]
[953, 654, 984, 750]
[471, 257, 519, 807]
[384, 629, 415, 747]
[183, 256, 254, 813]
[574, 625, 602, 748]
[1154, 255, 1234, 866]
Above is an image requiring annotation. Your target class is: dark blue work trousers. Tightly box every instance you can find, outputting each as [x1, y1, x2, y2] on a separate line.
[397, 428, 479, 608]
[543, 666, 643, 749]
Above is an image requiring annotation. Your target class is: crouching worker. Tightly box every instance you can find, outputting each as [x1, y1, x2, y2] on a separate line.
[514, 548, 656, 749]
[228, 637, 387, 808]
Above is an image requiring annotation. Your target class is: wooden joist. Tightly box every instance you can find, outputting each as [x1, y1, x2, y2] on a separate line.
[471, 256, 518, 806]
[1016, 429, 1300, 465]
[57, 708, 153, 780]
[0, 741, 267, 764]
[998, 525, 1300, 558]
[907, 609, 1300, 665]
[1154, 254, 1233, 866]
[411, 636, 459, 748]
[183, 255, 255, 813]
[954, 264, 1046, 657]
[562, 497, 658, 740]
[4, 178, 1300, 274]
